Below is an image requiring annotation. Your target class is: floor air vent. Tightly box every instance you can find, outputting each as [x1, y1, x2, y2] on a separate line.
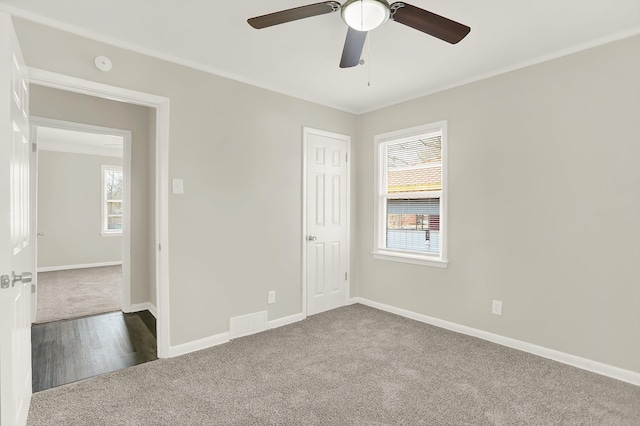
[229, 311, 268, 339]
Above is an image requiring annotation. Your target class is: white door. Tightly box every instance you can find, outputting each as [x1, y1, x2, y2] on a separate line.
[304, 128, 349, 316]
[0, 12, 33, 426]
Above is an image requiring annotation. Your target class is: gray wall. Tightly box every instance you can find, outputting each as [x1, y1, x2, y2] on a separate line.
[14, 18, 359, 346]
[37, 150, 122, 268]
[31, 85, 154, 306]
[356, 35, 640, 373]
[14, 17, 640, 374]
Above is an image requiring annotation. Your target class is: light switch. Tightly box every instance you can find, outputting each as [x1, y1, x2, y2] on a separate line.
[172, 178, 184, 194]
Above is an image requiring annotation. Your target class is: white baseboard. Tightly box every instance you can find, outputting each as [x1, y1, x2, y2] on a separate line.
[167, 312, 307, 359]
[268, 312, 305, 329]
[37, 261, 122, 272]
[169, 332, 230, 358]
[126, 302, 158, 318]
[351, 297, 640, 386]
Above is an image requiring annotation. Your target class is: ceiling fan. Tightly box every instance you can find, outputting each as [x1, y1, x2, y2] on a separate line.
[248, 0, 470, 68]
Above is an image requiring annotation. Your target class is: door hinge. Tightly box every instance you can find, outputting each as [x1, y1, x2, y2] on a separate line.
[158, 243, 162, 251]
[345, 153, 348, 162]
[345, 272, 348, 281]
[32, 142, 37, 152]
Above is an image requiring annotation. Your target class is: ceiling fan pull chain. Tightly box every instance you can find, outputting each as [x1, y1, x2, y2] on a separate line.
[367, 30, 371, 87]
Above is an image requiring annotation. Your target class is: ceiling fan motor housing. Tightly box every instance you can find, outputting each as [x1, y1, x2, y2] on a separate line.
[341, 0, 391, 32]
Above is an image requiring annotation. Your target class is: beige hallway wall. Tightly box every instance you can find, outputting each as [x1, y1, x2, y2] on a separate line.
[37, 150, 123, 268]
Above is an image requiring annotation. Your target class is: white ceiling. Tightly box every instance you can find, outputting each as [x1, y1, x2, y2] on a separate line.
[37, 127, 123, 157]
[2, 0, 639, 113]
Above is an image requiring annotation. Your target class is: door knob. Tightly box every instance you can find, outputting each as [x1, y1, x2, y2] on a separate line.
[11, 271, 32, 287]
[307, 235, 317, 241]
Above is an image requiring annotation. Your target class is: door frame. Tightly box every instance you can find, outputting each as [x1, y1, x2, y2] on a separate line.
[30, 117, 133, 318]
[28, 68, 171, 358]
[301, 127, 351, 318]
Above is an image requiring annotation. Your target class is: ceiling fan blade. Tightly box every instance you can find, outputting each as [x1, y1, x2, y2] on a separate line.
[248, 1, 341, 29]
[340, 27, 367, 68]
[390, 3, 470, 44]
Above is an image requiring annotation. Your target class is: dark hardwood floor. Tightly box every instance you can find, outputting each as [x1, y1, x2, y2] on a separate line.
[31, 310, 157, 393]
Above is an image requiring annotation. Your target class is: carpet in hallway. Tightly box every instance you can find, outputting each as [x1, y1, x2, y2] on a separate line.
[36, 265, 122, 323]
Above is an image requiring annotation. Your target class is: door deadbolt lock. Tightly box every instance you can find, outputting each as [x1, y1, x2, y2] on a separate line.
[1, 275, 9, 289]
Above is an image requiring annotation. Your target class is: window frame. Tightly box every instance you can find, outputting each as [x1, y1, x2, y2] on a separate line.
[101, 164, 124, 236]
[372, 121, 449, 268]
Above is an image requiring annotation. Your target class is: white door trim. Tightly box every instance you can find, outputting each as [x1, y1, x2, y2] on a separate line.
[28, 68, 171, 358]
[301, 127, 351, 318]
[30, 117, 132, 315]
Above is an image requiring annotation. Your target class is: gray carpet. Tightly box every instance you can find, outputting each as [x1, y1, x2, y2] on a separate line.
[36, 266, 122, 323]
[27, 304, 639, 425]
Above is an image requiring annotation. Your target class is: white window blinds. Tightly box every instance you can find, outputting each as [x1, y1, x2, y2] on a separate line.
[383, 133, 443, 255]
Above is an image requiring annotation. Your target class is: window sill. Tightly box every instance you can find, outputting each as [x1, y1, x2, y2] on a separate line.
[101, 232, 122, 237]
[372, 250, 449, 268]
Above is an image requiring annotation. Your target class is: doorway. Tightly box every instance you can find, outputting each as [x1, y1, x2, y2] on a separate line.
[28, 69, 170, 359]
[31, 121, 131, 324]
[29, 99, 160, 391]
[25, 75, 170, 391]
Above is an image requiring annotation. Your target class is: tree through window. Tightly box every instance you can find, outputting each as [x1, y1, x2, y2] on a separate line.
[102, 165, 123, 234]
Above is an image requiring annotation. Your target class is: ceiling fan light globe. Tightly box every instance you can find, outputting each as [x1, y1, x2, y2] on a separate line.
[341, 0, 390, 32]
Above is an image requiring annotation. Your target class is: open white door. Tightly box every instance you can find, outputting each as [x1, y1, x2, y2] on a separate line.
[0, 12, 33, 426]
[304, 127, 350, 316]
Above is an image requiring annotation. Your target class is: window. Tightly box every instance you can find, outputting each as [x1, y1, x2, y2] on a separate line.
[373, 121, 448, 267]
[102, 165, 123, 235]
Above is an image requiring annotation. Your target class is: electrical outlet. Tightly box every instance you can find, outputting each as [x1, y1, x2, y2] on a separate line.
[492, 300, 502, 316]
[268, 291, 276, 304]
